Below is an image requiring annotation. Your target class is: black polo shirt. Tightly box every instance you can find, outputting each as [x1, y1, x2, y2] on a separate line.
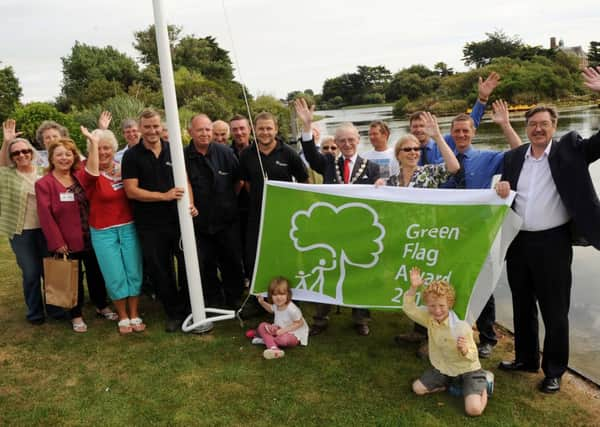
[239, 140, 308, 218]
[184, 141, 241, 233]
[121, 140, 178, 227]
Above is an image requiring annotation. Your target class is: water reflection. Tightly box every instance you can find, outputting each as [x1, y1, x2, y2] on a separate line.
[316, 104, 600, 383]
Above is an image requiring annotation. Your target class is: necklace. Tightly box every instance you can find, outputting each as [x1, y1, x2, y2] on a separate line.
[335, 157, 368, 184]
[100, 162, 120, 180]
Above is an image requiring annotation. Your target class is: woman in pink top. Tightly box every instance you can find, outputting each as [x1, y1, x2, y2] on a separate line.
[81, 128, 144, 335]
[35, 134, 114, 333]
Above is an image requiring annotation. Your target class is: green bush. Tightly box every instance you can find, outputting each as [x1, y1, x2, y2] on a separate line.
[185, 92, 233, 122]
[428, 99, 469, 116]
[72, 95, 146, 148]
[361, 92, 385, 105]
[251, 95, 292, 141]
[13, 102, 84, 151]
[392, 96, 410, 118]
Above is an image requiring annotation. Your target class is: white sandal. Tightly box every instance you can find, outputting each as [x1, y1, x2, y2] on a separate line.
[118, 319, 133, 334]
[263, 348, 285, 359]
[130, 317, 146, 332]
[72, 320, 87, 333]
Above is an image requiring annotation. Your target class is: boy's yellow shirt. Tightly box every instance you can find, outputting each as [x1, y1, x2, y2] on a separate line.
[403, 293, 481, 377]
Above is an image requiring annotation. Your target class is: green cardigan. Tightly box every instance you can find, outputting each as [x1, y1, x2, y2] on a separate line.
[0, 166, 42, 237]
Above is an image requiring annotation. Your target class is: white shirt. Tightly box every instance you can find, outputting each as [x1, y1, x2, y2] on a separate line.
[514, 141, 570, 231]
[114, 146, 129, 163]
[272, 302, 308, 345]
[361, 148, 400, 181]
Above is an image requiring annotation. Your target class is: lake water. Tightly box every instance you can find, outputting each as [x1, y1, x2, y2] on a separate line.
[315, 104, 600, 384]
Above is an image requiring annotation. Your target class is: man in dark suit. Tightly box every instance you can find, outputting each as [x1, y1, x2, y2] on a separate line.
[495, 66, 600, 393]
[294, 98, 381, 336]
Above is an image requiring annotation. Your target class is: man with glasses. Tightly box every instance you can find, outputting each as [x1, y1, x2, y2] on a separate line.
[496, 66, 600, 394]
[294, 98, 380, 336]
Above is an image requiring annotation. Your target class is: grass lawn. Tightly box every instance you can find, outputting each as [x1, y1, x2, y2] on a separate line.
[0, 238, 598, 426]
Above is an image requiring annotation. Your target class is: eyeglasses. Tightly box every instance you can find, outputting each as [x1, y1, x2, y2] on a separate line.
[526, 121, 554, 129]
[10, 149, 33, 157]
[401, 147, 421, 152]
[321, 146, 337, 151]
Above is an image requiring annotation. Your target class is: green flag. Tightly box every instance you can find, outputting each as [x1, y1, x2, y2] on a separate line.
[251, 182, 520, 320]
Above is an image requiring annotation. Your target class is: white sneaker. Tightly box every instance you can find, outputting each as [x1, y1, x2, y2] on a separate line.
[263, 348, 285, 359]
[251, 337, 264, 345]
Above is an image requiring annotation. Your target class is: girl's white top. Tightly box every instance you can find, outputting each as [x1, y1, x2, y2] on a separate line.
[272, 301, 309, 345]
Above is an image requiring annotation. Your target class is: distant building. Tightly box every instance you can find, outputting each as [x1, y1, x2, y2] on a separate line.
[550, 37, 589, 68]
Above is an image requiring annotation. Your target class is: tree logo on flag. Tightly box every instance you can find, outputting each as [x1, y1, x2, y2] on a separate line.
[289, 202, 385, 303]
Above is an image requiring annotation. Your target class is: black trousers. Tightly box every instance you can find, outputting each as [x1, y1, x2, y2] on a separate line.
[506, 225, 572, 378]
[137, 225, 189, 320]
[476, 296, 497, 346]
[196, 223, 244, 308]
[69, 249, 109, 318]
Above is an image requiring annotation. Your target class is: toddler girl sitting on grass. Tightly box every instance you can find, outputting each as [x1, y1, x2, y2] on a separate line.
[255, 276, 308, 359]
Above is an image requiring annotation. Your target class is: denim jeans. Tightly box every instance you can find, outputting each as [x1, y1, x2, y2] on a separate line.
[9, 229, 47, 321]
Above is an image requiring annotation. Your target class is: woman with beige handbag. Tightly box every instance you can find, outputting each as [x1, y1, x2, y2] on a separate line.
[35, 134, 116, 332]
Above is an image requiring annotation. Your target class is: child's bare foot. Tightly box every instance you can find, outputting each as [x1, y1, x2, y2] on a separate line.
[263, 348, 285, 359]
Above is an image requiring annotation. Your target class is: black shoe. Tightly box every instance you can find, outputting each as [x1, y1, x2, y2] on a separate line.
[165, 318, 182, 333]
[478, 343, 494, 359]
[309, 324, 328, 336]
[498, 360, 539, 373]
[28, 318, 45, 325]
[355, 324, 370, 336]
[539, 377, 561, 393]
[394, 331, 426, 345]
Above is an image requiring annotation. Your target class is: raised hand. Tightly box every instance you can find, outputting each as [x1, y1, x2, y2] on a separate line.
[491, 99, 510, 126]
[478, 72, 500, 102]
[582, 66, 600, 92]
[98, 111, 112, 130]
[409, 267, 424, 289]
[80, 126, 99, 145]
[419, 112, 441, 139]
[293, 98, 314, 132]
[2, 119, 22, 142]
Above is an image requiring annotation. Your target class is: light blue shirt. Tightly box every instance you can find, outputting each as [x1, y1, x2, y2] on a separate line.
[443, 146, 504, 189]
[420, 99, 486, 166]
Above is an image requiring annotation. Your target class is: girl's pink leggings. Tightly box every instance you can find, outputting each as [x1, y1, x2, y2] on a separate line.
[257, 322, 300, 349]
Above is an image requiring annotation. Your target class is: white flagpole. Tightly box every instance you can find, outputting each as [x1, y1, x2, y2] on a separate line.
[152, 0, 235, 332]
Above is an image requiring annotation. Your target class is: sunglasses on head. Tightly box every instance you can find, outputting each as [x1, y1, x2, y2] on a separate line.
[401, 147, 421, 153]
[322, 145, 337, 151]
[10, 149, 33, 157]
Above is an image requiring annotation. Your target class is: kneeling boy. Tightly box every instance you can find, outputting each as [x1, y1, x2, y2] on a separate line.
[403, 267, 493, 417]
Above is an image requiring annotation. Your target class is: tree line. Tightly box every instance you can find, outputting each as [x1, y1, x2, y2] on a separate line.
[0, 25, 292, 151]
[1, 29, 600, 149]
[290, 31, 600, 116]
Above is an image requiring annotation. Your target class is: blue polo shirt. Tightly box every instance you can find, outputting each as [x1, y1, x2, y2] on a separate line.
[420, 99, 486, 166]
[443, 146, 504, 189]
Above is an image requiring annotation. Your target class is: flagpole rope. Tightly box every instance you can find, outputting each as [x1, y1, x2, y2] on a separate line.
[221, 0, 268, 325]
[221, 0, 267, 181]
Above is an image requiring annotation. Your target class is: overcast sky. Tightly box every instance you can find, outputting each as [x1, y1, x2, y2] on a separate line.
[2, 0, 598, 103]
